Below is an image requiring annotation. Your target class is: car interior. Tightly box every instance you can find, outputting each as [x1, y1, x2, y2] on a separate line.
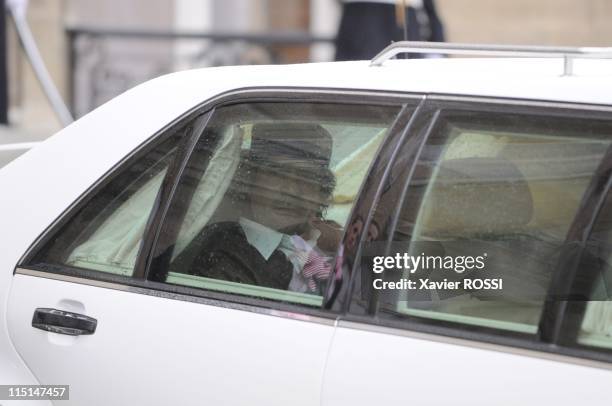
[391, 123, 611, 333]
[164, 119, 389, 305]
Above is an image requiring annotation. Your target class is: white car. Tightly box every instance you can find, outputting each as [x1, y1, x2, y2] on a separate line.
[2, 42, 612, 405]
[0, 131, 42, 170]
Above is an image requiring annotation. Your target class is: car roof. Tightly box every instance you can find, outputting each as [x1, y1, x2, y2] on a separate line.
[169, 57, 612, 105]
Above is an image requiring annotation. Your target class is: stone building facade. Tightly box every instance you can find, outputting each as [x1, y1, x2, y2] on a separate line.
[5, 0, 612, 133]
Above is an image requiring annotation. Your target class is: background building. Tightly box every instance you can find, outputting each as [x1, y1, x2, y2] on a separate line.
[4, 0, 612, 135]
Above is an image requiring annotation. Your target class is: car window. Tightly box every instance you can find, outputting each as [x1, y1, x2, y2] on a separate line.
[149, 102, 401, 307]
[374, 108, 612, 334]
[577, 189, 612, 350]
[29, 123, 188, 276]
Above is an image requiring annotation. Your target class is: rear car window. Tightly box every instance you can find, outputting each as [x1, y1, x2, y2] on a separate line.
[28, 122, 188, 276]
[149, 102, 401, 306]
[375, 109, 612, 334]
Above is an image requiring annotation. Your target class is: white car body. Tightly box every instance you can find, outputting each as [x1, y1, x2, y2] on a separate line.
[0, 142, 37, 169]
[1, 57, 612, 405]
[0, 126, 43, 169]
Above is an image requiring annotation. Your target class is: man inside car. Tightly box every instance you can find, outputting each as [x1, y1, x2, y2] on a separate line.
[183, 123, 340, 294]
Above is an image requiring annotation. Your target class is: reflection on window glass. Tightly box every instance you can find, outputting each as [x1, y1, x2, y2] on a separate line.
[151, 103, 400, 306]
[381, 112, 612, 334]
[31, 128, 185, 275]
[578, 191, 612, 350]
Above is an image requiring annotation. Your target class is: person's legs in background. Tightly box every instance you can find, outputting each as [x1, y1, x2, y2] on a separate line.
[335, 2, 399, 61]
[335, 0, 445, 61]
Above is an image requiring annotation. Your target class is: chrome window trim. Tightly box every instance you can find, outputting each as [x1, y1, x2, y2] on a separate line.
[15, 267, 338, 326]
[428, 94, 612, 112]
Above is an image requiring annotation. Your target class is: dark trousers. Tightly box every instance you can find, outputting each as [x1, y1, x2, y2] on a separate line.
[335, 1, 445, 61]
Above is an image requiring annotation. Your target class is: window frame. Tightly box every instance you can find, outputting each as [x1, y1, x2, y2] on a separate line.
[556, 152, 612, 356]
[346, 95, 612, 366]
[17, 87, 421, 320]
[141, 91, 419, 314]
[18, 107, 207, 286]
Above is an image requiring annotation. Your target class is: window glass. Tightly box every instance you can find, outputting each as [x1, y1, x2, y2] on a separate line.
[150, 102, 400, 306]
[30, 126, 186, 276]
[377, 110, 612, 334]
[578, 190, 612, 350]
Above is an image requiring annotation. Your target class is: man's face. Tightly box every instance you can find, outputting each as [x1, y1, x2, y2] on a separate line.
[249, 165, 325, 232]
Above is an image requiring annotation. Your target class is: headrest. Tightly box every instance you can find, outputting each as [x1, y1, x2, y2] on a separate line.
[250, 123, 333, 168]
[420, 157, 533, 236]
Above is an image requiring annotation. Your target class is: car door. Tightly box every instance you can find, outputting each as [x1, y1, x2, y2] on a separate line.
[7, 91, 411, 405]
[321, 97, 612, 406]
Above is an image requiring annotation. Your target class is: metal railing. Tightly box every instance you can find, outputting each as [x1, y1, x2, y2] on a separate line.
[66, 26, 335, 118]
[66, 26, 334, 44]
[370, 41, 612, 76]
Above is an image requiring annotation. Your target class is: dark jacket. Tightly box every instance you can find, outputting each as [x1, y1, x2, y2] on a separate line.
[171, 222, 293, 290]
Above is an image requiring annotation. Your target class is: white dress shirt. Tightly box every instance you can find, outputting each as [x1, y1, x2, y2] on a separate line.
[239, 217, 324, 293]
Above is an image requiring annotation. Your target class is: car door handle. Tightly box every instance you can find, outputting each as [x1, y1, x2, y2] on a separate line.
[32, 308, 97, 336]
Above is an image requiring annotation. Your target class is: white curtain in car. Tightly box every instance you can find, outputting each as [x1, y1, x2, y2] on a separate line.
[172, 126, 242, 257]
[67, 126, 242, 274]
[67, 168, 168, 275]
